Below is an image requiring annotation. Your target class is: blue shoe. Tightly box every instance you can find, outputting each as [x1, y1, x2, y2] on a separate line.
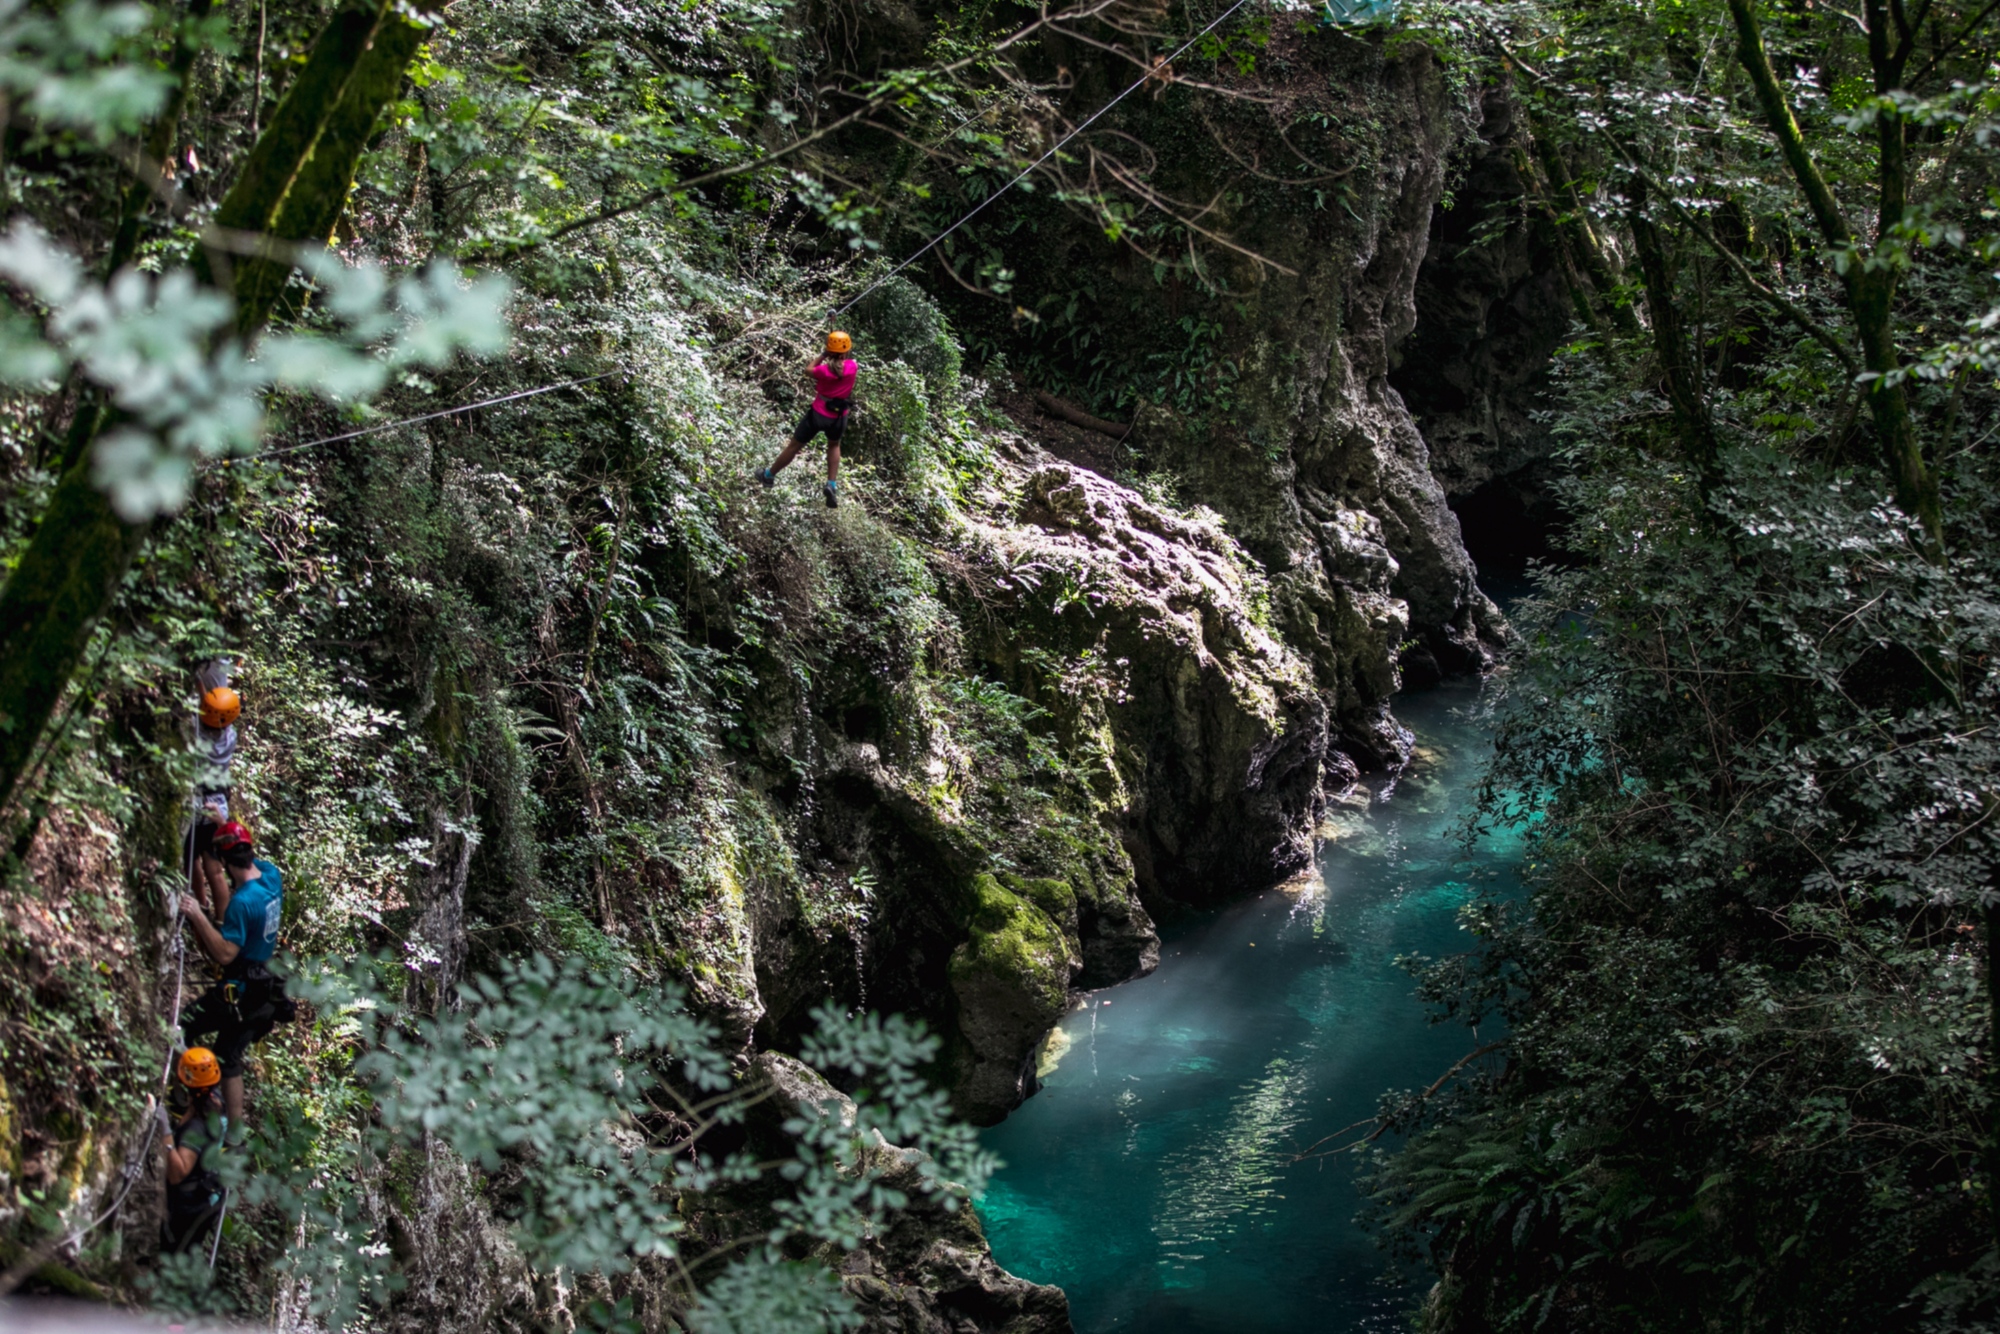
[823, 479, 839, 509]
[756, 467, 775, 488]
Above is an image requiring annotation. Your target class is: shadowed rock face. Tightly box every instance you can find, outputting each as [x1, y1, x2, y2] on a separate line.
[1114, 39, 1507, 742]
[1392, 85, 1576, 592]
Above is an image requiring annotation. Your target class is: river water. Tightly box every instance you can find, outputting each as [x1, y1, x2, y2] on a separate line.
[977, 680, 1524, 1332]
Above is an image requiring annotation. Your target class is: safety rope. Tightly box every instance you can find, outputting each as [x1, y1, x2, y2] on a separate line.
[206, 8, 1256, 474]
[231, 6, 1255, 465]
[829, 0, 1256, 319]
[53, 714, 198, 1259]
[28, 7, 1271, 1263]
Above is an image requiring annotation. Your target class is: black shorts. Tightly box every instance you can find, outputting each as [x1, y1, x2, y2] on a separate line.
[793, 406, 846, 444]
[181, 969, 287, 1078]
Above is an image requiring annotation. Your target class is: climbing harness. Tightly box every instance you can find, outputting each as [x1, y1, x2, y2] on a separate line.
[828, 0, 1255, 320]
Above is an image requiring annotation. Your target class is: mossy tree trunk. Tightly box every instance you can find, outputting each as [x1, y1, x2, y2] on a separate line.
[229, 6, 431, 324]
[0, 0, 436, 812]
[1725, 0, 1944, 555]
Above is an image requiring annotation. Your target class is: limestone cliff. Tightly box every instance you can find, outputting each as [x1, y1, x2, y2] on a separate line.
[941, 29, 1510, 764]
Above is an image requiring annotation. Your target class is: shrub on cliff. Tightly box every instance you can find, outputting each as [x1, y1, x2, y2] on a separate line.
[154, 954, 991, 1331]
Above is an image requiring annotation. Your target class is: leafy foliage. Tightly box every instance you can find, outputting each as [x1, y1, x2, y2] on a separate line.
[205, 956, 988, 1331]
[0, 224, 509, 518]
[1373, 444, 2000, 1329]
[1358, 0, 2000, 1322]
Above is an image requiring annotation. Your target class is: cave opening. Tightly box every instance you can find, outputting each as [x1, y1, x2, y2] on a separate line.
[1450, 461, 1571, 588]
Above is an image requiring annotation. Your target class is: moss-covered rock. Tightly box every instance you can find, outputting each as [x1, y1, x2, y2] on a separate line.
[960, 447, 1330, 908]
[947, 874, 1073, 1124]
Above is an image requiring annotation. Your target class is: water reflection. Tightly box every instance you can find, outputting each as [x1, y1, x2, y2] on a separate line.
[978, 681, 1520, 1333]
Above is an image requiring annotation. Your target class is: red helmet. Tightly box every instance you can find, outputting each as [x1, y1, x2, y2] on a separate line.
[210, 820, 254, 854]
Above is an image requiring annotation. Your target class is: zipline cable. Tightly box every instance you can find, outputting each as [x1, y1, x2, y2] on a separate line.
[830, 0, 1256, 319]
[247, 368, 627, 464]
[52, 0, 1257, 1267]
[234, 5, 1254, 466]
[246, 3, 1254, 463]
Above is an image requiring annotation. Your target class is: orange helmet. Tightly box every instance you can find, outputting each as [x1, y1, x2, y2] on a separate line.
[178, 1047, 221, 1089]
[825, 330, 852, 354]
[199, 686, 241, 729]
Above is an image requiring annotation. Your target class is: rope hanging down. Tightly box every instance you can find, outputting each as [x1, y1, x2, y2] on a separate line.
[831, 0, 1257, 319]
[33, 731, 197, 1270]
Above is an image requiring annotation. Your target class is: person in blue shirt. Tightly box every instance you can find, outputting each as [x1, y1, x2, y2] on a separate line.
[180, 821, 291, 1125]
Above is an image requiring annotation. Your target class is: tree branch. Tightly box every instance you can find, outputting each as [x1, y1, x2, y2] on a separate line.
[1909, 0, 2000, 84]
[485, 1, 1119, 261]
[1618, 148, 1860, 376]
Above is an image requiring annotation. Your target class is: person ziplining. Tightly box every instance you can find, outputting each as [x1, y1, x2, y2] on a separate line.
[756, 331, 858, 509]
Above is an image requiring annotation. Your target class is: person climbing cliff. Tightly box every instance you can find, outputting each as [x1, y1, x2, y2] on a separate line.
[755, 331, 857, 508]
[185, 672, 242, 912]
[178, 822, 292, 1126]
[160, 1047, 228, 1256]
[194, 681, 240, 820]
[184, 818, 230, 927]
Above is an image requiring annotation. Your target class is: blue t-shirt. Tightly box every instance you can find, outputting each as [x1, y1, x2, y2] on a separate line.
[220, 858, 283, 964]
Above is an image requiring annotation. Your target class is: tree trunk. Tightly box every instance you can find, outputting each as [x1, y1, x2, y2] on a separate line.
[0, 472, 149, 810]
[1724, 0, 1943, 555]
[1527, 125, 1641, 341]
[1850, 267, 1944, 546]
[1627, 180, 1720, 491]
[198, 0, 389, 299]
[232, 9, 429, 324]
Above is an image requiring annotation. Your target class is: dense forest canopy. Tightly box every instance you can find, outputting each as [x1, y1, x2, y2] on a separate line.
[1357, 0, 2000, 1328]
[0, 0, 1994, 1328]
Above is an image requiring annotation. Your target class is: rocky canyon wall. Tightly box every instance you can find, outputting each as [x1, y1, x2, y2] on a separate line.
[0, 20, 1568, 1334]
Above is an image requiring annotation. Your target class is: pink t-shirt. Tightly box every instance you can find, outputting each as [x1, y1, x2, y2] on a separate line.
[810, 359, 857, 417]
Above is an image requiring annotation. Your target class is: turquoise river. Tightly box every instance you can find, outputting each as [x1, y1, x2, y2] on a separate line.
[978, 679, 1526, 1332]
